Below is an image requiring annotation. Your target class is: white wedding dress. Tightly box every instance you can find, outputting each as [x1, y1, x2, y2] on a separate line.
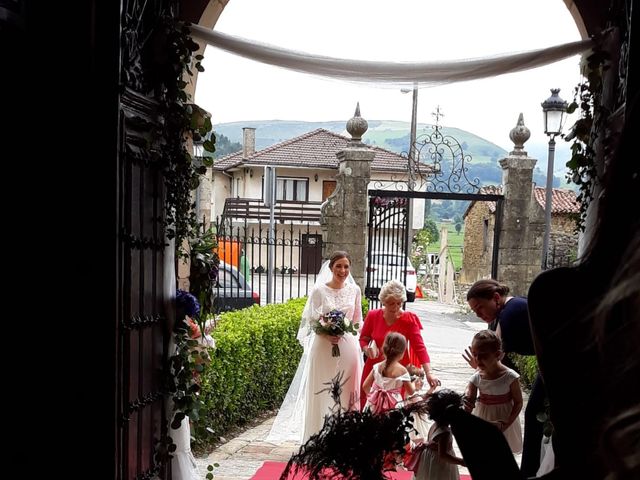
[267, 267, 363, 444]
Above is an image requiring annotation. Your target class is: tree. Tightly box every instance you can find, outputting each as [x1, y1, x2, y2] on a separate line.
[212, 132, 242, 158]
[455, 222, 462, 234]
[418, 218, 440, 245]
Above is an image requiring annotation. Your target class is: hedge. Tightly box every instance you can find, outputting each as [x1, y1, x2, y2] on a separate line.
[508, 353, 538, 390]
[193, 295, 370, 446]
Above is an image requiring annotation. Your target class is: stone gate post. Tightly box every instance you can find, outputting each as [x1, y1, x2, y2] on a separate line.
[321, 104, 374, 291]
[497, 114, 545, 296]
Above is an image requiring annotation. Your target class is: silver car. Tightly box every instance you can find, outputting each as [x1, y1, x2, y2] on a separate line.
[366, 252, 418, 302]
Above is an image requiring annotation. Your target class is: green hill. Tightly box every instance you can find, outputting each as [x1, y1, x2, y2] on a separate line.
[212, 119, 555, 189]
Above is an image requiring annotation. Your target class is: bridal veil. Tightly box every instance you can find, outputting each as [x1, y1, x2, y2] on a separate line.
[266, 260, 356, 443]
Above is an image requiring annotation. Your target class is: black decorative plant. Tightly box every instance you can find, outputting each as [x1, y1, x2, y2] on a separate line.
[189, 225, 220, 331]
[281, 373, 431, 480]
[150, 14, 216, 250]
[564, 43, 608, 232]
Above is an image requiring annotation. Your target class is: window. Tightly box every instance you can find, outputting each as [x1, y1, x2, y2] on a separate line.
[276, 177, 308, 201]
[483, 218, 489, 252]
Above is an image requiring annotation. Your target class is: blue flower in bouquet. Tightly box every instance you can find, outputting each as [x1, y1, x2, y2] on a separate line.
[312, 309, 359, 357]
[176, 289, 200, 319]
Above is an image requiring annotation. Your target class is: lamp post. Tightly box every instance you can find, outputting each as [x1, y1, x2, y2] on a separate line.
[401, 85, 419, 275]
[541, 88, 567, 269]
[401, 85, 419, 191]
[193, 139, 205, 227]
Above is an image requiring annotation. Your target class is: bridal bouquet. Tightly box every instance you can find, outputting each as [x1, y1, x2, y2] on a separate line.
[311, 309, 359, 357]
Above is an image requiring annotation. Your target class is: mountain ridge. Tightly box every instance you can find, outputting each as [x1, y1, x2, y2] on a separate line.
[212, 119, 563, 189]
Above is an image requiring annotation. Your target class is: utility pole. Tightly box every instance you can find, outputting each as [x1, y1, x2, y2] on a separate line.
[264, 165, 276, 303]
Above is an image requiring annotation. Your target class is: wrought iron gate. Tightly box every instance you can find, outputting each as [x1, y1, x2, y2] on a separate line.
[365, 195, 411, 303]
[214, 216, 323, 306]
[365, 122, 504, 307]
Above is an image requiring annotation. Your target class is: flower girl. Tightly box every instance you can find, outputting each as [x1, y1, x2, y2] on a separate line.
[362, 332, 421, 413]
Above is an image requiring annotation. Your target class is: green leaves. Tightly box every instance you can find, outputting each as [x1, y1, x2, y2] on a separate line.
[563, 46, 608, 232]
[192, 299, 307, 450]
[153, 18, 216, 249]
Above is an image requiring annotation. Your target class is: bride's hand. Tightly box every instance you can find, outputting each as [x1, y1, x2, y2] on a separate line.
[327, 334, 341, 344]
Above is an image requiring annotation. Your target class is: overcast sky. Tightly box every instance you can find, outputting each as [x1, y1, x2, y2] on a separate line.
[195, 0, 584, 177]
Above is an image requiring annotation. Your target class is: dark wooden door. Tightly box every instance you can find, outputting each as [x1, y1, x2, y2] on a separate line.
[322, 180, 336, 201]
[301, 234, 323, 274]
[112, 1, 175, 479]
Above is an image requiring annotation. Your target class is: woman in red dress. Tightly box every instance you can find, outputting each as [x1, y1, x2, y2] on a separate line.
[359, 279, 440, 408]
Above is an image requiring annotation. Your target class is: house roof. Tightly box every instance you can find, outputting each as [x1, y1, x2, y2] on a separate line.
[533, 186, 580, 214]
[213, 128, 413, 173]
[463, 185, 579, 218]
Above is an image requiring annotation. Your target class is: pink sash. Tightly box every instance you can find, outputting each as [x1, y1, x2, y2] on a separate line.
[367, 384, 402, 413]
[478, 392, 512, 405]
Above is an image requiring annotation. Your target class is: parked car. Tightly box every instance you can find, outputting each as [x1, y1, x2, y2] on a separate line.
[366, 251, 417, 302]
[213, 261, 260, 313]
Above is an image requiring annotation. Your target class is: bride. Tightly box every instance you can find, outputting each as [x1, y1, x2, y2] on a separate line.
[267, 250, 363, 444]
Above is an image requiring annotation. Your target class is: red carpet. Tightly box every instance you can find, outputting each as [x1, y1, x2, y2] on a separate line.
[250, 461, 471, 479]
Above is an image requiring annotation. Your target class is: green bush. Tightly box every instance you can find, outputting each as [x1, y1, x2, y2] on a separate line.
[193, 295, 371, 447]
[508, 353, 538, 390]
[361, 296, 369, 320]
[194, 298, 306, 445]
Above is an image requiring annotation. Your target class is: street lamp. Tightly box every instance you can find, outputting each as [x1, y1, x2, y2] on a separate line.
[401, 85, 419, 274]
[401, 85, 418, 191]
[541, 88, 567, 269]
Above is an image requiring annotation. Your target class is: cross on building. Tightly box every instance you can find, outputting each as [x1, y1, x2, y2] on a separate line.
[432, 105, 445, 126]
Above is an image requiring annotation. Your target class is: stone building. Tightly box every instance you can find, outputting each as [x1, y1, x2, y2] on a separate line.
[460, 185, 579, 284]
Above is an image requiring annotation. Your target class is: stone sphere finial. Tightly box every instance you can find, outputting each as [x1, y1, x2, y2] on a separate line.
[509, 113, 530, 155]
[346, 102, 368, 145]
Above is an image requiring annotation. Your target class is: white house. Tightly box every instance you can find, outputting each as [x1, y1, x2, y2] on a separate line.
[211, 127, 425, 272]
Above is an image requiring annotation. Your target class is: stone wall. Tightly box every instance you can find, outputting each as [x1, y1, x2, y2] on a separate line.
[551, 214, 576, 234]
[460, 202, 495, 284]
[461, 203, 578, 285]
[547, 215, 578, 267]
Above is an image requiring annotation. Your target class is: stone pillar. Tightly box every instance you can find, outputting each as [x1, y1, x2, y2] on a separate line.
[497, 114, 544, 296]
[321, 104, 374, 291]
[196, 168, 213, 227]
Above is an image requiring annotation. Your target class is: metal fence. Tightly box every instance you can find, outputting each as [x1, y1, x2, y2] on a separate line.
[213, 217, 324, 308]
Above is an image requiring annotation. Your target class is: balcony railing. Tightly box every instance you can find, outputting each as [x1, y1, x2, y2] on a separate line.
[222, 197, 323, 222]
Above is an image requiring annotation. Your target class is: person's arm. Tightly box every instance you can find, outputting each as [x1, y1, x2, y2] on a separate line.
[463, 381, 478, 412]
[308, 288, 340, 344]
[421, 362, 440, 389]
[498, 378, 523, 431]
[352, 285, 363, 329]
[362, 369, 375, 395]
[399, 366, 418, 396]
[360, 310, 377, 357]
[435, 432, 466, 466]
[462, 346, 478, 369]
[402, 378, 417, 396]
[405, 313, 440, 388]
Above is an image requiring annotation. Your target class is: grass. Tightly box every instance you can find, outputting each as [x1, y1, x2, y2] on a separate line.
[425, 222, 464, 271]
